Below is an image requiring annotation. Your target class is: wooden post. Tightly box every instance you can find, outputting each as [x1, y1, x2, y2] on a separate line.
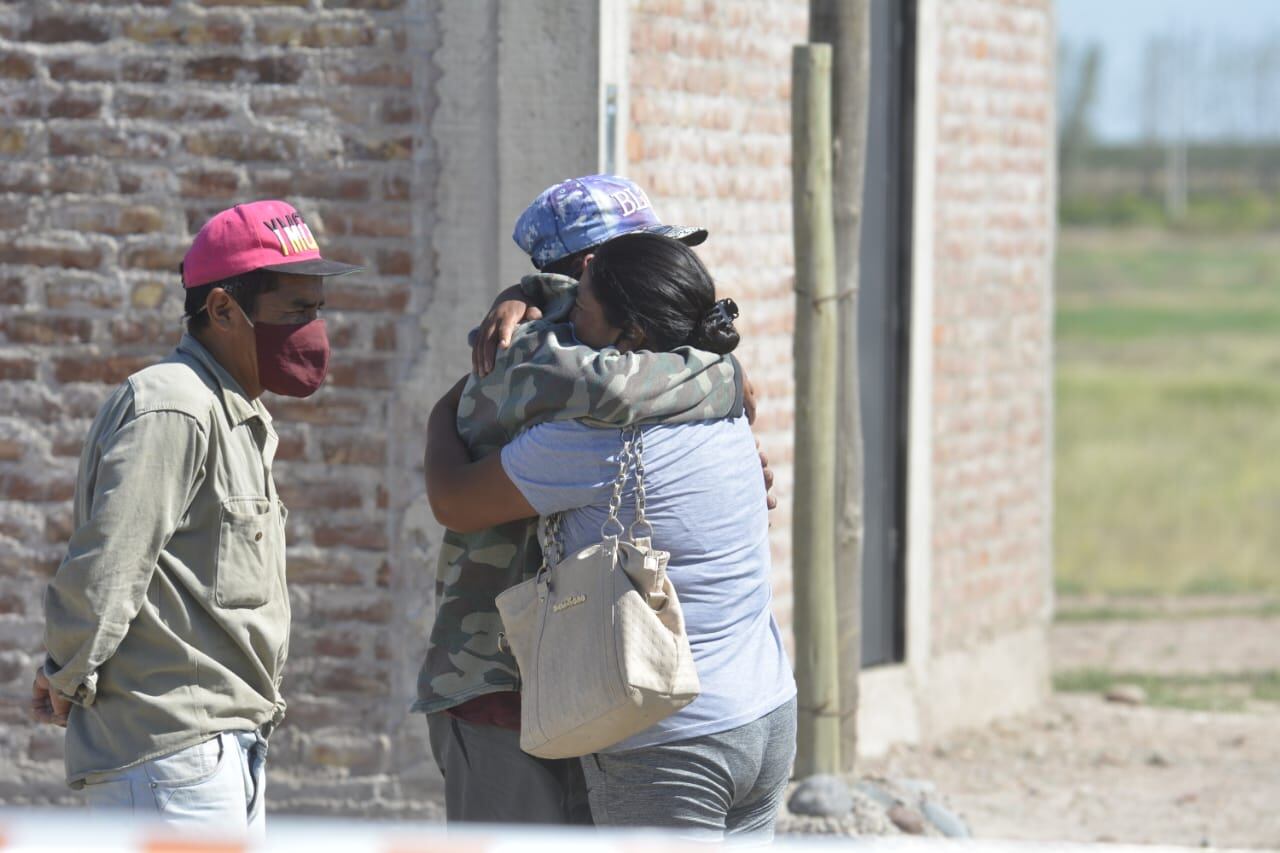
[810, 0, 871, 773]
[791, 42, 841, 778]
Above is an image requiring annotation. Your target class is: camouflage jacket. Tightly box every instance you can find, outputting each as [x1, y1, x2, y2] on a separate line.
[414, 273, 743, 713]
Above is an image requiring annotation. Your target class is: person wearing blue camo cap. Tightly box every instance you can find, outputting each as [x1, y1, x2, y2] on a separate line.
[471, 175, 709, 375]
[426, 177, 771, 827]
[515, 173, 707, 272]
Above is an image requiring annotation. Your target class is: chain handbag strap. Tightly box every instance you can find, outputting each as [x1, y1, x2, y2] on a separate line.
[628, 428, 654, 542]
[538, 425, 643, 574]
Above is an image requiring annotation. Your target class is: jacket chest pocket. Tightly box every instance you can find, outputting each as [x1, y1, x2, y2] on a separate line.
[215, 496, 283, 608]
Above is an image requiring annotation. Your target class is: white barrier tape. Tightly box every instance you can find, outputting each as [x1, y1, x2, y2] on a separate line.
[0, 812, 1246, 853]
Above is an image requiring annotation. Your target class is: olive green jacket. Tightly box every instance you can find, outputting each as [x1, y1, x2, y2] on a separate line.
[44, 335, 289, 785]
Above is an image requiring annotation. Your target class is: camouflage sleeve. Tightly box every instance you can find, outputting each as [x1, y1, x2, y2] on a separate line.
[477, 321, 744, 438]
[518, 273, 578, 316]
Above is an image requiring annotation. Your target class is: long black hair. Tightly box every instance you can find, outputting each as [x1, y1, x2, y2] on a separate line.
[586, 233, 739, 354]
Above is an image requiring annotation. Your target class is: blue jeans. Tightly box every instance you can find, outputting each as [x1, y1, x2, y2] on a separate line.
[81, 731, 268, 838]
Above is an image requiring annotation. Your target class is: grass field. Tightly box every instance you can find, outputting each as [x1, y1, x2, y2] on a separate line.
[1055, 228, 1280, 596]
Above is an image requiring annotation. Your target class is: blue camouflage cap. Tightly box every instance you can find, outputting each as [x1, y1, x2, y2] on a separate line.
[513, 174, 709, 269]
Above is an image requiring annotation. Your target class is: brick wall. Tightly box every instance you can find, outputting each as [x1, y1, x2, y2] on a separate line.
[0, 0, 1056, 811]
[928, 0, 1054, 655]
[626, 0, 808, 635]
[0, 0, 439, 814]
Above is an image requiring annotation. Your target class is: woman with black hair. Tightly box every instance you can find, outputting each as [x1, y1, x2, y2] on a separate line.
[425, 233, 796, 839]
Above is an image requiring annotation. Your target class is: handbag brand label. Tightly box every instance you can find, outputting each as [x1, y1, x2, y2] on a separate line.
[552, 593, 586, 613]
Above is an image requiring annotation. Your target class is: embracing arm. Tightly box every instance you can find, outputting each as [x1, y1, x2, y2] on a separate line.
[424, 377, 537, 533]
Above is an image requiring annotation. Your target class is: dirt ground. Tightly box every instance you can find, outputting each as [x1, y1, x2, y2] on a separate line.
[859, 598, 1280, 849]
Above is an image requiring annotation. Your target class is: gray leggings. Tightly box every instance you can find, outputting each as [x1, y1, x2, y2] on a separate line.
[580, 697, 797, 840]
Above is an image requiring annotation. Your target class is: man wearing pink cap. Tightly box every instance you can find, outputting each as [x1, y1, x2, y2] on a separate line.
[31, 201, 359, 833]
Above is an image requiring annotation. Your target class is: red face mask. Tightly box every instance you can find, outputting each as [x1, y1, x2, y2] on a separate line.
[253, 319, 330, 398]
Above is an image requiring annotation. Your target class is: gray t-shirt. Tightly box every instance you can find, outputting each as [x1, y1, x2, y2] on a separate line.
[501, 415, 796, 752]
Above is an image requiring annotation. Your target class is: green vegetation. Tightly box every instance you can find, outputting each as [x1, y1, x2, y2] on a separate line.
[1059, 191, 1280, 232]
[1055, 229, 1280, 596]
[1053, 668, 1280, 712]
[1053, 600, 1280, 623]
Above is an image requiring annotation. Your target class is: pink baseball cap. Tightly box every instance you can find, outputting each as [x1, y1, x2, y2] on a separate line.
[181, 200, 362, 288]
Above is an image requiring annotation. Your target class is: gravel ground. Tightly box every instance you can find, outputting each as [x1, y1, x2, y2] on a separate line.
[850, 600, 1280, 849]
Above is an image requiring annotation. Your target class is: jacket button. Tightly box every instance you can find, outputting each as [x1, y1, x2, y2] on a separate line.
[255, 532, 263, 541]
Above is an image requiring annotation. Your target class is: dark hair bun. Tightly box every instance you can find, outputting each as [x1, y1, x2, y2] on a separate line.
[691, 297, 740, 354]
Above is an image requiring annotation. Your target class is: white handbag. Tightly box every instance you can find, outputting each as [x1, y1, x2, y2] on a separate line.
[494, 426, 701, 759]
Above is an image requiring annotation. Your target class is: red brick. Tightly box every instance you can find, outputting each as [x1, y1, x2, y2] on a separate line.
[312, 594, 391, 623]
[383, 175, 410, 201]
[124, 17, 244, 45]
[326, 358, 392, 390]
[258, 21, 377, 49]
[344, 135, 412, 162]
[326, 59, 411, 87]
[0, 277, 26, 305]
[178, 167, 241, 199]
[46, 278, 123, 310]
[26, 15, 112, 44]
[286, 556, 364, 586]
[47, 164, 112, 195]
[313, 664, 390, 699]
[0, 593, 24, 615]
[0, 51, 36, 79]
[324, 0, 405, 9]
[0, 471, 75, 502]
[255, 56, 306, 85]
[321, 438, 385, 467]
[115, 92, 232, 122]
[109, 316, 174, 346]
[48, 56, 117, 82]
[372, 321, 396, 351]
[119, 242, 185, 271]
[118, 166, 178, 196]
[48, 89, 105, 119]
[270, 397, 367, 425]
[276, 480, 362, 510]
[0, 126, 34, 156]
[0, 206, 27, 229]
[183, 55, 241, 83]
[50, 127, 172, 159]
[45, 508, 74, 543]
[0, 241, 103, 271]
[54, 355, 153, 384]
[0, 89, 37, 119]
[3, 313, 92, 343]
[57, 203, 169, 237]
[291, 174, 371, 202]
[184, 132, 302, 163]
[313, 522, 387, 551]
[314, 633, 361, 659]
[379, 95, 413, 124]
[325, 283, 409, 313]
[122, 57, 171, 83]
[0, 357, 37, 380]
[249, 90, 369, 125]
[196, 0, 309, 6]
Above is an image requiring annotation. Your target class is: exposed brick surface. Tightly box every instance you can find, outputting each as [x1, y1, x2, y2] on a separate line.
[0, 0, 433, 816]
[0, 0, 1052, 817]
[927, 0, 1054, 654]
[627, 0, 808, 634]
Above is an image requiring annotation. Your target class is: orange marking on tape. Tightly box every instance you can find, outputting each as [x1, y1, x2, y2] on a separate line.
[143, 840, 244, 853]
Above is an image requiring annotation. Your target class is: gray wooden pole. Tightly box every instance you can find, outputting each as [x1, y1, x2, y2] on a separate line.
[791, 42, 841, 778]
[810, 0, 871, 772]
